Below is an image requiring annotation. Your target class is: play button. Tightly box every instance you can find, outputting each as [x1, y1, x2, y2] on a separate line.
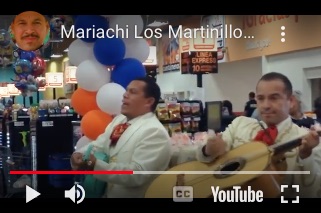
[26, 186, 41, 203]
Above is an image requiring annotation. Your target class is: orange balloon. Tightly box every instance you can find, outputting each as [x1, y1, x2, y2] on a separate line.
[71, 88, 99, 116]
[81, 110, 113, 140]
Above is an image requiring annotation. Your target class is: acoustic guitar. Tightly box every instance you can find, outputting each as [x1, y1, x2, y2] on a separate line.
[145, 135, 307, 198]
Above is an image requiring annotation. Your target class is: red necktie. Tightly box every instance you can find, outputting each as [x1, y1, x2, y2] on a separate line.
[254, 125, 278, 146]
[110, 123, 130, 146]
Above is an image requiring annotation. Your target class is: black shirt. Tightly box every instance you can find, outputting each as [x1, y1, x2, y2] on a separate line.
[244, 99, 257, 117]
[291, 116, 315, 129]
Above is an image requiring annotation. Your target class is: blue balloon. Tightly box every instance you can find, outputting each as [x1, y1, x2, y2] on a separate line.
[74, 15, 109, 43]
[19, 50, 36, 61]
[93, 37, 125, 66]
[0, 29, 11, 47]
[111, 58, 146, 89]
[14, 82, 28, 90]
[13, 59, 33, 77]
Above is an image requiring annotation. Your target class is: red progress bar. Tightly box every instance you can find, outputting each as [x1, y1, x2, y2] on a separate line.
[10, 171, 134, 175]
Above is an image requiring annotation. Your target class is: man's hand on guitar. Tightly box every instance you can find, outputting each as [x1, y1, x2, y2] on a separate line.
[299, 130, 320, 159]
[204, 133, 227, 158]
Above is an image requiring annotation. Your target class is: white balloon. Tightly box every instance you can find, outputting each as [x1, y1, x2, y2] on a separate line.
[76, 59, 111, 92]
[109, 15, 144, 38]
[68, 39, 95, 66]
[75, 136, 92, 151]
[96, 83, 126, 115]
[123, 38, 150, 63]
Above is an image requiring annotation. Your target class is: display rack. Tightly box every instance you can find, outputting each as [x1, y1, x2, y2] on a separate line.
[156, 99, 206, 136]
[36, 113, 77, 197]
[30, 120, 37, 190]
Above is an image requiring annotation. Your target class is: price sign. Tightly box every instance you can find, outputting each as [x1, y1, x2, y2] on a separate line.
[192, 31, 216, 50]
[163, 94, 178, 103]
[42, 121, 54, 127]
[179, 28, 217, 53]
[46, 72, 63, 88]
[0, 86, 10, 97]
[65, 66, 77, 84]
[201, 15, 224, 49]
[201, 15, 226, 62]
[7, 83, 20, 96]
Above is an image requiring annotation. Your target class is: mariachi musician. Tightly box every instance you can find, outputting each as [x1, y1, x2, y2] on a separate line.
[198, 72, 321, 198]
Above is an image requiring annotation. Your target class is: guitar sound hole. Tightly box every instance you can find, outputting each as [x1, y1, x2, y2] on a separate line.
[214, 157, 246, 179]
[221, 162, 240, 172]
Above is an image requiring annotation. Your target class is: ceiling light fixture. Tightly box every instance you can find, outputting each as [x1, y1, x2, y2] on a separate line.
[50, 54, 63, 58]
[147, 21, 169, 27]
[64, 48, 69, 52]
[50, 39, 63, 43]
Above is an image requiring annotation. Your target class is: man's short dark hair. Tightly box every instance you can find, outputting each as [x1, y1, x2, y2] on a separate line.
[134, 76, 161, 111]
[257, 72, 293, 97]
[249, 92, 255, 98]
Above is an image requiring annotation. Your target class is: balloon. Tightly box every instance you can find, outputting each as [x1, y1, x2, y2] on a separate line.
[123, 38, 150, 63]
[81, 110, 113, 140]
[0, 29, 11, 47]
[93, 37, 125, 66]
[20, 89, 31, 97]
[13, 59, 33, 77]
[74, 15, 109, 43]
[108, 15, 144, 38]
[96, 83, 126, 115]
[75, 136, 92, 151]
[31, 56, 46, 77]
[14, 80, 28, 90]
[111, 58, 146, 89]
[68, 39, 95, 66]
[75, 59, 110, 92]
[27, 84, 38, 92]
[37, 78, 46, 87]
[71, 88, 100, 116]
[20, 50, 36, 61]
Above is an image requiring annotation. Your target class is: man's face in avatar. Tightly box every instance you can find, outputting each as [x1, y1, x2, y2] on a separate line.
[11, 11, 49, 51]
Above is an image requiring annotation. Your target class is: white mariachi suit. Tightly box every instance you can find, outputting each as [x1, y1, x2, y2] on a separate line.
[76, 112, 171, 198]
[196, 116, 321, 198]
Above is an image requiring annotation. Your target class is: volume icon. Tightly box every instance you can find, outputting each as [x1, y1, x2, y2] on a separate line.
[65, 184, 85, 204]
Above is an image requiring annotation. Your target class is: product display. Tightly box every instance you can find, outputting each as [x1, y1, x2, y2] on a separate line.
[169, 131, 209, 166]
[156, 100, 204, 136]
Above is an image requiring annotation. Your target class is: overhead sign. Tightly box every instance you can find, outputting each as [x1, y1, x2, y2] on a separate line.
[180, 28, 218, 74]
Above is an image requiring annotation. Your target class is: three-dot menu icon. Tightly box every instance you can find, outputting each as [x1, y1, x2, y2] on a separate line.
[281, 26, 285, 42]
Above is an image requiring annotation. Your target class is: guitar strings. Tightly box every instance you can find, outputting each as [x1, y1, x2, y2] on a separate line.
[181, 147, 271, 187]
[180, 123, 272, 192]
[183, 156, 270, 187]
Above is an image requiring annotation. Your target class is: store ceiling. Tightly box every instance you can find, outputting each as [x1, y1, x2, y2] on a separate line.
[0, 15, 195, 59]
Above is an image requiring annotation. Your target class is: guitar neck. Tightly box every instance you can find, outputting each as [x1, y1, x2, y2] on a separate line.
[271, 138, 302, 155]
